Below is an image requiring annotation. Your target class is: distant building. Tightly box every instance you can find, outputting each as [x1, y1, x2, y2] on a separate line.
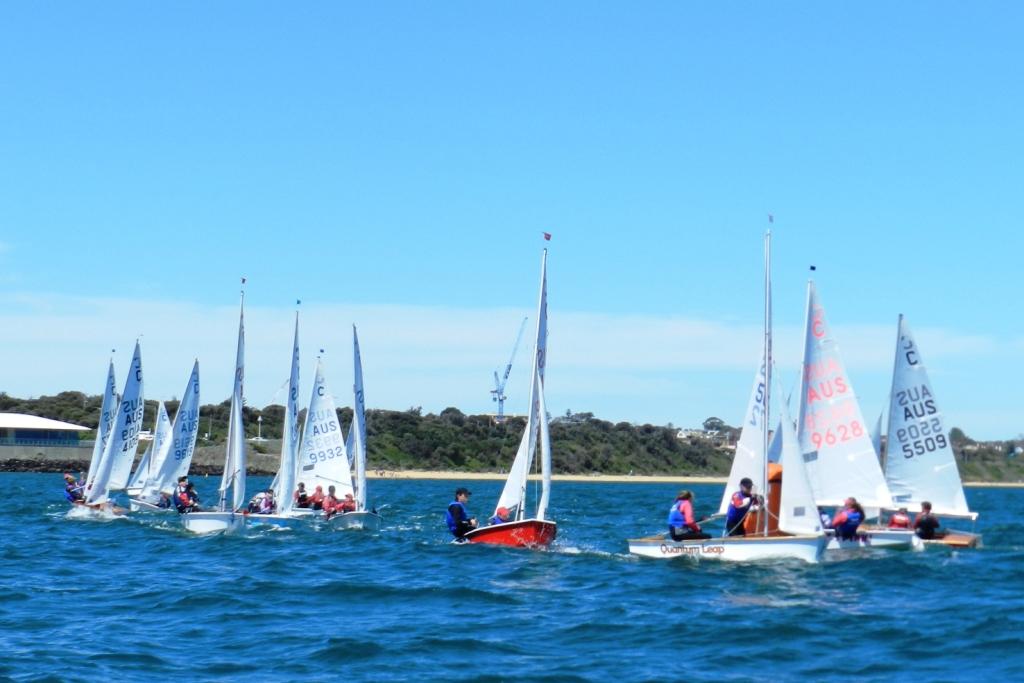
[0, 413, 90, 447]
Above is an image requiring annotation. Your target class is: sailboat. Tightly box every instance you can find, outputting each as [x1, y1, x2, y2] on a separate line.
[129, 362, 201, 512]
[629, 232, 827, 562]
[796, 279, 917, 551]
[81, 359, 119, 503]
[250, 309, 308, 528]
[329, 325, 382, 530]
[883, 315, 980, 547]
[182, 288, 247, 535]
[126, 402, 171, 497]
[463, 248, 556, 548]
[295, 355, 358, 520]
[73, 341, 145, 518]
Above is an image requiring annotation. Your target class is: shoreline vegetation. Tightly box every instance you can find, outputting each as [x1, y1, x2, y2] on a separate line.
[2, 391, 1023, 483]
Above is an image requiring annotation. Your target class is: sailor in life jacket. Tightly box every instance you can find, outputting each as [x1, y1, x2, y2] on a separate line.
[445, 487, 478, 539]
[725, 477, 763, 536]
[489, 506, 511, 526]
[63, 473, 85, 504]
[174, 476, 194, 513]
[667, 490, 711, 541]
[308, 485, 325, 511]
[338, 493, 357, 514]
[293, 482, 310, 508]
[887, 507, 912, 529]
[830, 497, 866, 541]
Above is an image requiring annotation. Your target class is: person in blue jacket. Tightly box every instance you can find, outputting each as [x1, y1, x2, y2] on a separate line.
[445, 487, 478, 540]
[830, 497, 866, 541]
[63, 473, 85, 504]
[725, 477, 763, 536]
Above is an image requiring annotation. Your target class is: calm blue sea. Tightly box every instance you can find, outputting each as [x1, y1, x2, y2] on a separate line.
[1, 473, 1021, 682]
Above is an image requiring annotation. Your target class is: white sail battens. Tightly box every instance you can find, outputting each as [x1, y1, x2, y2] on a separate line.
[351, 325, 368, 511]
[139, 362, 201, 501]
[85, 361, 118, 498]
[777, 377, 823, 536]
[718, 352, 769, 515]
[219, 295, 247, 512]
[273, 313, 301, 514]
[87, 342, 145, 504]
[130, 402, 171, 491]
[884, 316, 972, 518]
[298, 358, 354, 499]
[797, 282, 893, 510]
[494, 249, 550, 522]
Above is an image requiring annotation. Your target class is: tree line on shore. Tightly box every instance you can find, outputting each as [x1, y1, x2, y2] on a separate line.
[1, 391, 1021, 480]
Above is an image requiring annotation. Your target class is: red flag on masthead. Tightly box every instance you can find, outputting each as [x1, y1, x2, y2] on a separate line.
[542, 232, 552, 241]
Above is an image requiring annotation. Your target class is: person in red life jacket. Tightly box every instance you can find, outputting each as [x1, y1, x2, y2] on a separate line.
[888, 507, 912, 529]
[725, 477, 763, 536]
[445, 487, 478, 539]
[322, 485, 340, 518]
[667, 490, 711, 541]
[293, 482, 310, 508]
[174, 476, 199, 513]
[489, 506, 511, 526]
[337, 493, 357, 514]
[914, 501, 942, 540]
[831, 497, 866, 540]
[63, 473, 85, 504]
[308, 485, 325, 511]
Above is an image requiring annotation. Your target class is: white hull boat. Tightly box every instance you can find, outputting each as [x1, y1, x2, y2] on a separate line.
[128, 498, 173, 513]
[627, 534, 827, 563]
[180, 511, 245, 535]
[825, 527, 920, 551]
[327, 510, 382, 531]
[246, 511, 310, 529]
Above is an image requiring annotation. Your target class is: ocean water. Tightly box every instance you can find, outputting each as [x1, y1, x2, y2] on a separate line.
[1, 473, 1021, 682]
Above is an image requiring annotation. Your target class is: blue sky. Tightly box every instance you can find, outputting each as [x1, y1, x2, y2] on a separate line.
[1, 3, 1022, 439]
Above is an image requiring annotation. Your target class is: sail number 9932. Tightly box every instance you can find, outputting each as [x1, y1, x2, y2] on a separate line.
[896, 418, 947, 458]
[309, 447, 344, 463]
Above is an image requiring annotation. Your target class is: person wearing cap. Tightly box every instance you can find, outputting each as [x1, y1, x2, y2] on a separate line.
[445, 487, 478, 539]
[338, 493, 357, 514]
[62, 472, 85, 504]
[831, 497, 866, 541]
[667, 490, 710, 541]
[888, 507, 911, 529]
[725, 477, 763, 536]
[913, 501, 941, 540]
[489, 506, 511, 526]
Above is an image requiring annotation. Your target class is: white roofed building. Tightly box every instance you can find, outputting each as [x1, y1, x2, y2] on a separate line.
[0, 413, 89, 447]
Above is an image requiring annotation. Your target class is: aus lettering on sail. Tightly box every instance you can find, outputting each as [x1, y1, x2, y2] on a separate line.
[119, 397, 145, 450]
[173, 409, 200, 461]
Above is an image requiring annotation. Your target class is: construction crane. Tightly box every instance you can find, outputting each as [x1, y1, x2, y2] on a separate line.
[491, 317, 529, 422]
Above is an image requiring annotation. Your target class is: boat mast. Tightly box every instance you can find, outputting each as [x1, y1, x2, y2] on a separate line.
[762, 229, 772, 537]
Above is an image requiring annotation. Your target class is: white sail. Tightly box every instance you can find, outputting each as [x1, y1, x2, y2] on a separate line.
[350, 325, 368, 510]
[273, 312, 301, 513]
[298, 358, 354, 498]
[87, 341, 145, 504]
[870, 411, 884, 462]
[797, 281, 893, 509]
[494, 249, 549, 520]
[777, 375, 824, 536]
[535, 371, 551, 520]
[129, 402, 170, 490]
[718, 352, 769, 515]
[139, 361, 201, 500]
[85, 360, 119, 497]
[219, 295, 247, 512]
[884, 316, 972, 517]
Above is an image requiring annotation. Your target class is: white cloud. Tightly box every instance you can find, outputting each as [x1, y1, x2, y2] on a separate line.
[0, 292, 1013, 438]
